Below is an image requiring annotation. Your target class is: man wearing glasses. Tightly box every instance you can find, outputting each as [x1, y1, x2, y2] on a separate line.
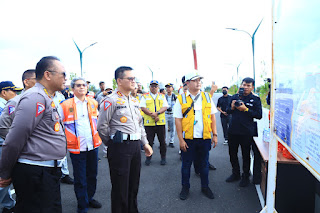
[140, 80, 169, 166]
[0, 56, 67, 213]
[59, 77, 102, 213]
[98, 66, 152, 213]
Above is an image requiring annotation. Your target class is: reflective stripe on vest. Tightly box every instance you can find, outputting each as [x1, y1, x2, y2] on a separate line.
[60, 98, 102, 154]
[143, 93, 166, 126]
[177, 92, 212, 139]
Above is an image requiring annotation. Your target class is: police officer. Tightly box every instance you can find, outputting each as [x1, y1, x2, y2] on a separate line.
[140, 80, 168, 165]
[217, 86, 232, 145]
[165, 83, 177, 148]
[0, 81, 23, 213]
[174, 71, 218, 200]
[97, 66, 152, 213]
[0, 56, 67, 213]
[225, 77, 262, 187]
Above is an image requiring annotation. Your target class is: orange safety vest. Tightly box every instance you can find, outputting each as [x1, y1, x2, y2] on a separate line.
[60, 97, 102, 154]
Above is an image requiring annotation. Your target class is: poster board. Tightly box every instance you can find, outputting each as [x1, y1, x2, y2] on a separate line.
[273, 0, 320, 181]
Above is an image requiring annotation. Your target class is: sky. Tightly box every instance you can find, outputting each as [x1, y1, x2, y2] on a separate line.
[0, 0, 272, 90]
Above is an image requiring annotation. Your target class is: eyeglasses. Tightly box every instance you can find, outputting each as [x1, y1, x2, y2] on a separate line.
[121, 77, 136, 82]
[47, 70, 66, 78]
[75, 83, 87, 88]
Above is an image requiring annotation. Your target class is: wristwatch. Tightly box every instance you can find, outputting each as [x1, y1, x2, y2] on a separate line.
[213, 133, 218, 137]
[157, 111, 160, 115]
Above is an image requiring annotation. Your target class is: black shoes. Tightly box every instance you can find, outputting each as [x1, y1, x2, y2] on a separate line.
[209, 163, 217, 170]
[201, 187, 215, 199]
[179, 186, 189, 200]
[89, 199, 102, 208]
[239, 175, 250, 187]
[2, 207, 14, 213]
[225, 173, 241, 182]
[60, 175, 74, 184]
[160, 158, 167, 165]
[145, 157, 151, 166]
[168, 143, 175, 148]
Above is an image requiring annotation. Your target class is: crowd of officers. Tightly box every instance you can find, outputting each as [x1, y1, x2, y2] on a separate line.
[0, 56, 262, 213]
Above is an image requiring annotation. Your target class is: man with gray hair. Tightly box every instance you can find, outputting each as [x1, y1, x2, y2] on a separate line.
[59, 77, 102, 213]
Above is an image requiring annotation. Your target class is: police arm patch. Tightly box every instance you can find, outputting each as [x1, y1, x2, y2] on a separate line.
[8, 105, 15, 115]
[36, 102, 45, 117]
[104, 100, 112, 110]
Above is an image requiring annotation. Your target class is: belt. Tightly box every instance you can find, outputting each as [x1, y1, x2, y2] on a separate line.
[166, 112, 173, 115]
[110, 133, 141, 141]
[18, 156, 66, 168]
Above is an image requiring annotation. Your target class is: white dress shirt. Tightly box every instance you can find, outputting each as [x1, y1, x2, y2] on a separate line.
[59, 96, 94, 151]
[173, 90, 217, 138]
[139, 92, 169, 109]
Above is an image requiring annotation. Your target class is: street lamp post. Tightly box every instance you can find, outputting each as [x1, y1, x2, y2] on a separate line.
[148, 66, 154, 80]
[226, 19, 263, 92]
[73, 40, 97, 77]
[236, 62, 242, 88]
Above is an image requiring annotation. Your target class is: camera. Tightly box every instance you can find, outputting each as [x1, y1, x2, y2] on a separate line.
[234, 87, 244, 107]
[167, 107, 172, 112]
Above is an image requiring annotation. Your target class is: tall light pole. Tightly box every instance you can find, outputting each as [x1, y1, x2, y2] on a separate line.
[148, 66, 154, 80]
[73, 40, 97, 77]
[236, 62, 242, 88]
[226, 19, 263, 92]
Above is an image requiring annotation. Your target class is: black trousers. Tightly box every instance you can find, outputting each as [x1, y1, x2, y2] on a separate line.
[12, 163, 62, 213]
[145, 125, 166, 158]
[220, 115, 231, 140]
[107, 140, 141, 213]
[228, 134, 252, 177]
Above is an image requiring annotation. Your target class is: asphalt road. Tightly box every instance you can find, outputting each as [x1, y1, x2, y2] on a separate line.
[61, 93, 262, 213]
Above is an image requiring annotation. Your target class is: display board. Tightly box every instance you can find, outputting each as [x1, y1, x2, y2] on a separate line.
[273, 0, 320, 181]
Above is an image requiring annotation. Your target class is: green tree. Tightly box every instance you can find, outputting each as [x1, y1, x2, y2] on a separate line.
[69, 72, 77, 80]
[112, 79, 117, 89]
[228, 84, 238, 95]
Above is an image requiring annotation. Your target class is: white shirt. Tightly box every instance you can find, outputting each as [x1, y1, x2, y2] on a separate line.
[58, 96, 94, 151]
[0, 97, 7, 116]
[139, 92, 169, 109]
[173, 90, 218, 138]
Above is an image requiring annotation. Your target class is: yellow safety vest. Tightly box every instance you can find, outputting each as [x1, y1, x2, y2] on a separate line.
[143, 93, 166, 126]
[177, 92, 212, 139]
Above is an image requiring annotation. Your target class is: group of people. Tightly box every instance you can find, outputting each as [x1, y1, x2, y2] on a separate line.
[0, 55, 262, 213]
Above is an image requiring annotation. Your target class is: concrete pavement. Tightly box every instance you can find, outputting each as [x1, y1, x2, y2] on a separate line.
[61, 93, 262, 213]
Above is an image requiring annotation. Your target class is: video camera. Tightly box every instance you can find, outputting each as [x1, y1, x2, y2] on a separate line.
[234, 87, 244, 107]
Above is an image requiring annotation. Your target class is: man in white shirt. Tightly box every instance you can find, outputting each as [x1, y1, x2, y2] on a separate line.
[59, 77, 102, 213]
[165, 83, 177, 148]
[173, 72, 218, 200]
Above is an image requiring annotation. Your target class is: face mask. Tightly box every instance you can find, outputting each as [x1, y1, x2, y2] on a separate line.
[222, 90, 227, 95]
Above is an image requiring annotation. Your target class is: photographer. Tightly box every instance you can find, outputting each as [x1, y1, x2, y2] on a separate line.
[225, 77, 262, 187]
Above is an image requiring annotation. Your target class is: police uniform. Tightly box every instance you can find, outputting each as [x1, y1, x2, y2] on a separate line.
[226, 92, 262, 184]
[0, 83, 67, 213]
[174, 90, 217, 195]
[0, 92, 22, 212]
[97, 89, 148, 213]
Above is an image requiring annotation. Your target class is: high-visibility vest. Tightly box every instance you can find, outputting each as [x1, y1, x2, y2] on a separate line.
[143, 93, 166, 126]
[177, 92, 212, 139]
[60, 97, 102, 154]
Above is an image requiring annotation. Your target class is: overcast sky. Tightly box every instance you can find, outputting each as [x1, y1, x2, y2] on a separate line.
[0, 0, 272, 90]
